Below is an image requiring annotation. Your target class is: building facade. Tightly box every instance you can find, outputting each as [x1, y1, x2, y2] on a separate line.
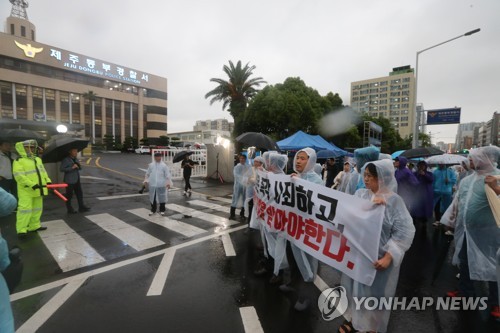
[350, 66, 416, 138]
[454, 122, 485, 150]
[0, 3, 167, 143]
[193, 119, 234, 132]
[477, 112, 500, 147]
[168, 129, 231, 146]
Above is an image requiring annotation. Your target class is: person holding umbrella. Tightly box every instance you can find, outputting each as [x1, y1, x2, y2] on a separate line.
[60, 148, 91, 214]
[12, 140, 51, 238]
[144, 152, 172, 216]
[181, 154, 195, 196]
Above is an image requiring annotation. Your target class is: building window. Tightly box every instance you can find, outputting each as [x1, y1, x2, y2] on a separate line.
[0, 81, 13, 118]
[45, 89, 56, 121]
[380, 87, 388, 92]
[391, 79, 400, 84]
[15, 84, 27, 120]
[403, 77, 410, 82]
[31, 30, 35, 40]
[380, 81, 388, 86]
[10, 24, 14, 35]
[400, 123, 409, 127]
[71, 93, 81, 124]
[60, 91, 70, 123]
[21, 26, 26, 37]
[401, 116, 409, 121]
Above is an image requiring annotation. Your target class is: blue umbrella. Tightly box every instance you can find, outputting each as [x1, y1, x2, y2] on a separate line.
[317, 149, 344, 159]
[391, 150, 405, 159]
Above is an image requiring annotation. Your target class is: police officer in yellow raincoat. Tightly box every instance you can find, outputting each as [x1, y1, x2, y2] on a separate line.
[13, 140, 51, 238]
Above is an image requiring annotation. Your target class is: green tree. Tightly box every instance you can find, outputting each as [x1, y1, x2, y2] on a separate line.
[103, 134, 114, 150]
[140, 137, 150, 146]
[205, 60, 266, 136]
[123, 136, 138, 150]
[82, 91, 98, 144]
[157, 135, 170, 146]
[242, 77, 339, 139]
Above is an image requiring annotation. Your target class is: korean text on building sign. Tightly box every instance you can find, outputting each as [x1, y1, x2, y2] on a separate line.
[253, 171, 385, 286]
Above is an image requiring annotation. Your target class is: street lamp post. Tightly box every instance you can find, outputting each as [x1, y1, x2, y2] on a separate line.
[412, 28, 480, 148]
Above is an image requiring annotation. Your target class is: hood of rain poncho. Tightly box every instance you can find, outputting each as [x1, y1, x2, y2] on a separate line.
[313, 163, 322, 176]
[469, 146, 500, 175]
[354, 146, 380, 172]
[293, 147, 317, 174]
[267, 153, 287, 174]
[364, 159, 398, 193]
[396, 156, 408, 169]
[417, 160, 428, 169]
[262, 151, 278, 170]
[252, 156, 265, 166]
[15, 140, 38, 158]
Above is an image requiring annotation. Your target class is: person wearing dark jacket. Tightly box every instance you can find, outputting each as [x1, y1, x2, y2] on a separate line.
[60, 148, 90, 214]
[324, 158, 340, 188]
[181, 155, 195, 195]
[411, 161, 434, 222]
[394, 156, 419, 212]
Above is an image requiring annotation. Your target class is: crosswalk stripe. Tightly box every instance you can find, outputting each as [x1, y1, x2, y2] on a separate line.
[209, 197, 233, 204]
[221, 234, 236, 257]
[239, 306, 264, 333]
[38, 219, 105, 272]
[128, 208, 206, 237]
[187, 199, 230, 213]
[166, 203, 238, 227]
[86, 213, 165, 251]
[147, 248, 176, 296]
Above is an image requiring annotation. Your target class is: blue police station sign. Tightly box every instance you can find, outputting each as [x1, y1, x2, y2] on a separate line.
[426, 108, 461, 125]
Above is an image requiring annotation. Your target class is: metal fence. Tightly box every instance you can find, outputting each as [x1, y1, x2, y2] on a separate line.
[151, 148, 208, 180]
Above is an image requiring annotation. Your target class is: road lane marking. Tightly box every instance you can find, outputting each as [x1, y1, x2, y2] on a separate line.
[209, 197, 233, 204]
[16, 277, 87, 333]
[166, 203, 238, 227]
[86, 157, 92, 165]
[95, 157, 144, 181]
[80, 175, 110, 181]
[187, 199, 229, 213]
[146, 248, 176, 296]
[39, 219, 105, 272]
[138, 168, 148, 172]
[11, 225, 247, 302]
[96, 193, 147, 200]
[128, 208, 206, 237]
[221, 234, 236, 257]
[239, 306, 264, 333]
[86, 213, 164, 251]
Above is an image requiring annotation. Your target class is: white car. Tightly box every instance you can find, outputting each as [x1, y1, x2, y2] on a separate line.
[135, 146, 151, 154]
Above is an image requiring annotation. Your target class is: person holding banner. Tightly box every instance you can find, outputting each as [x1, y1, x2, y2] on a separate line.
[339, 159, 415, 333]
[344, 146, 379, 195]
[280, 148, 323, 311]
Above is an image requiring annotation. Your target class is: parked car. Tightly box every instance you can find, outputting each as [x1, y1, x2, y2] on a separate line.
[135, 146, 151, 154]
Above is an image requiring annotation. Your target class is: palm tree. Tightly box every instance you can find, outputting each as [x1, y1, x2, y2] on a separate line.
[205, 60, 266, 132]
[83, 90, 97, 144]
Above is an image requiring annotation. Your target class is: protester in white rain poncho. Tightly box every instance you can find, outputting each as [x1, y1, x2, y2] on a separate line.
[243, 156, 264, 220]
[344, 146, 380, 194]
[230, 154, 251, 219]
[144, 153, 172, 216]
[443, 146, 500, 317]
[253, 153, 289, 283]
[278, 148, 323, 311]
[333, 161, 352, 192]
[339, 159, 415, 333]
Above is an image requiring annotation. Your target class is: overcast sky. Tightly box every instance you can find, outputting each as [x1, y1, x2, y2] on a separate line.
[2, 0, 499, 144]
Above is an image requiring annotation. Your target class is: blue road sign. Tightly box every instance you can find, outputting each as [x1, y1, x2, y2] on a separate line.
[426, 108, 461, 125]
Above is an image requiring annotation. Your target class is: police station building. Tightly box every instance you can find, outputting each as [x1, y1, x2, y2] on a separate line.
[0, 3, 168, 143]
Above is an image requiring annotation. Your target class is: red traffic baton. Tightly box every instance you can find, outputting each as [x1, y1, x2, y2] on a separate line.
[46, 184, 68, 189]
[46, 183, 68, 202]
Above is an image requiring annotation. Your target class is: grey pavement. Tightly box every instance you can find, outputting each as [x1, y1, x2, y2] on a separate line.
[0, 153, 498, 332]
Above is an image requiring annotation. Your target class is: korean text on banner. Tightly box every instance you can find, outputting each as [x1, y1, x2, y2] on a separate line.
[253, 171, 385, 286]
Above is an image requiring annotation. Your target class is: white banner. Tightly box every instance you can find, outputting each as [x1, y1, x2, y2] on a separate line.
[254, 171, 385, 286]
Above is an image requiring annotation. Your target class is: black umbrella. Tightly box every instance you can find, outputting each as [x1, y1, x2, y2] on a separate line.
[0, 129, 45, 144]
[42, 137, 89, 163]
[235, 132, 279, 151]
[400, 147, 444, 159]
[173, 150, 194, 163]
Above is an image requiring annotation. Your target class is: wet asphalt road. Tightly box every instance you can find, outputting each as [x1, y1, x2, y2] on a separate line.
[1, 152, 498, 333]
